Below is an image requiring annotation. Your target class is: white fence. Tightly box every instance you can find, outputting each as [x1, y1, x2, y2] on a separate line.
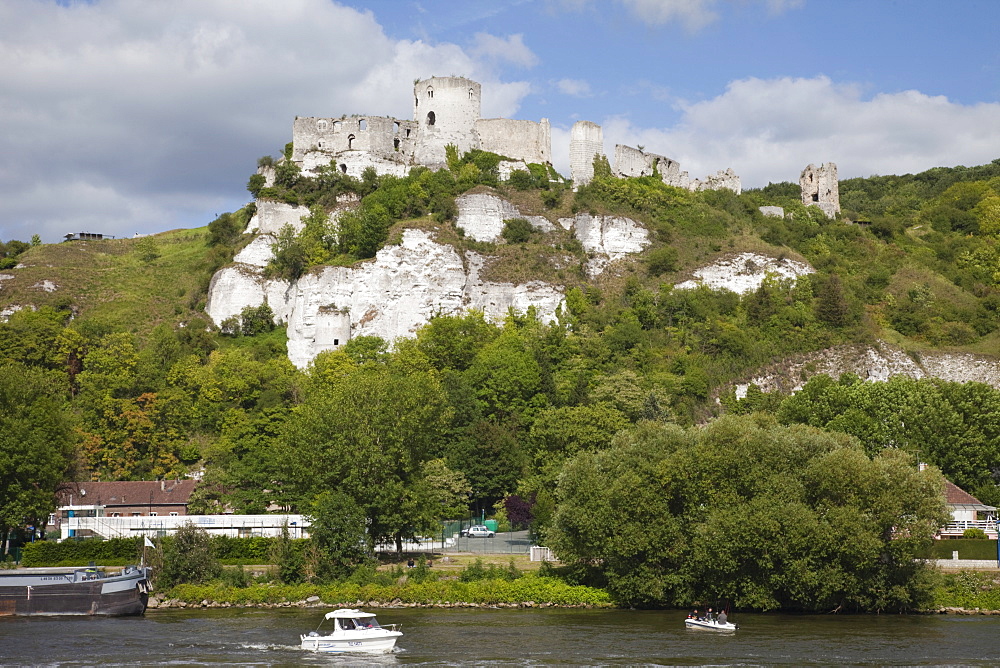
[62, 514, 309, 540]
[939, 520, 999, 538]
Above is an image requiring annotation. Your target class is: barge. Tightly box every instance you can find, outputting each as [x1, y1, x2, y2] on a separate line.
[0, 565, 150, 616]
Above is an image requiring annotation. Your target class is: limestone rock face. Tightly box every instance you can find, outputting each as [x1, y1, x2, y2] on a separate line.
[455, 193, 554, 242]
[675, 252, 814, 295]
[247, 200, 309, 235]
[205, 229, 565, 368]
[759, 206, 785, 218]
[732, 341, 1000, 398]
[562, 214, 651, 276]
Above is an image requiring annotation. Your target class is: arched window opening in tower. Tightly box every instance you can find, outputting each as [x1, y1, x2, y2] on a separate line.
[427, 111, 436, 126]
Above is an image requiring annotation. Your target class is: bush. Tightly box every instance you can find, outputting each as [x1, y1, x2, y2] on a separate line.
[646, 246, 678, 276]
[964, 527, 988, 539]
[508, 170, 534, 191]
[501, 218, 534, 244]
[159, 524, 221, 588]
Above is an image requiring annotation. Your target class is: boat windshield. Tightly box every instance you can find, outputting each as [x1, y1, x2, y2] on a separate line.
[354, 617, 379, 629]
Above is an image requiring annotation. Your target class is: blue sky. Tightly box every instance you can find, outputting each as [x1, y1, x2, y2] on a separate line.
[1, 0, 999, 243]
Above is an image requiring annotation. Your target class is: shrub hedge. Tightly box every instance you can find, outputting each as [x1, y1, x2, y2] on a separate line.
[926, 539, 999, 560]
[21, 536, 309, 567]
[168, 574, 612, 607]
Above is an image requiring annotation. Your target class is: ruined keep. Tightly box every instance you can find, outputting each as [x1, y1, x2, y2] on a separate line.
[800, 162, 840, 217]
[292, 76, 550, 179]
[570, 120, 604, 187]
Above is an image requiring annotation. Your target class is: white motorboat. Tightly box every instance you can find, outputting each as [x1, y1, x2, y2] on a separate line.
[685, 616, 737, 632]
[300, 608, 403, 653]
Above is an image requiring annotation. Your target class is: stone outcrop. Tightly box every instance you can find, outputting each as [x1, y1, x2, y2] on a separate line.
[675, 252, 814, 294]
[800, 162, 840, 217]
[759, 206, 785, 218]
[246, 200, 309, 235]
[732, 341, 1000, 398]
[690, 168, 741, 195]
[455, 194, 554, 242]
[558, 213, 651, 276]
[206, 229, 564, 368]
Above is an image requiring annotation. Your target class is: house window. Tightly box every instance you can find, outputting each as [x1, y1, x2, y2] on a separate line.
[149, 512, 158, 517]
[169, 512, 178, 516]
[132, 512, 141, 516]
[427, 111, 435, 126]
[112, 512, 120, 517]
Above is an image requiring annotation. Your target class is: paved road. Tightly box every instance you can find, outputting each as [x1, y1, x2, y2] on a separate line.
[446, 529, 532, 554]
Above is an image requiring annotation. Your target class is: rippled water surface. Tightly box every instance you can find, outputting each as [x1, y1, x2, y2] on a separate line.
[3, 607, 1000, 666]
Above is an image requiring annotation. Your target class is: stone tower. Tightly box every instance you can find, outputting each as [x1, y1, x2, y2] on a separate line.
[570, 120, 604, 187]
[800, 162, 840, 217]
[413, 76, 482, 167]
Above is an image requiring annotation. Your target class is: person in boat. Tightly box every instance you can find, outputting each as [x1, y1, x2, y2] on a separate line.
[689, 609, 700, 620]
[718, 610, 728, 625]
[706, 607, 715, 621]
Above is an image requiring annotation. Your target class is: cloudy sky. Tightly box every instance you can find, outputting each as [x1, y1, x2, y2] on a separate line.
[2, 0, 999, 243]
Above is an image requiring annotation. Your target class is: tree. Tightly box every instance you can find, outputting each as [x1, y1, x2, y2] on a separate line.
[306, 490, 372, 579]
[550, 415, 948, 611]
[0, 363, 75, 557]
[815, 274, 851, 327]
[158, 524, 221, 587]
[281, 362, 452, 550]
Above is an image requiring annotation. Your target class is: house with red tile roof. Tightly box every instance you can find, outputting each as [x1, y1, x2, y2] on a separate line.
[939, 480, 997, 539]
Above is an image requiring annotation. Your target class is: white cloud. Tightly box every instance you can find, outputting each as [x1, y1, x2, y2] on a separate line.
[0, 0, 532, 243]
[469, 33, 538, 68]
[620, 0, 719, 31]
[555, 0, 802, 31]
[597, 76, 1000, 187]
[556, 78, 593, 97]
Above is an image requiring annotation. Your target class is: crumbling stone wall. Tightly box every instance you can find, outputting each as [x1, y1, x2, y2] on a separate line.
[570, 120, 604, 187]
[613, 144, 689, 188]
[800, 162, 840, 217]
[691, 168, 741, 195]
[477, 118, 551, 165]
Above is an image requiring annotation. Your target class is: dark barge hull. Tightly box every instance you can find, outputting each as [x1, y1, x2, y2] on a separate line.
[0, 567, 149, 616]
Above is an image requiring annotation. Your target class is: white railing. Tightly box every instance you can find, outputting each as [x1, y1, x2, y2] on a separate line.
[939, 519, 998, 538]
[62, 514, 309, 541]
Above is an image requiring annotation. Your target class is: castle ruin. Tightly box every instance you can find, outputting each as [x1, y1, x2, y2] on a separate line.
[800, 162, 840, 217]
[292, 76, 549, 179]
[288, 76, 740, 195]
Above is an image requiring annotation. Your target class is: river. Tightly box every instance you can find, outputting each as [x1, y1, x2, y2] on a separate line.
[3, 607, 999, 666]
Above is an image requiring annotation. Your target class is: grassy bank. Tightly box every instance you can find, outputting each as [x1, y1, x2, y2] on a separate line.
[931, 571, 1000, 611]
[163, 574, 612, 608]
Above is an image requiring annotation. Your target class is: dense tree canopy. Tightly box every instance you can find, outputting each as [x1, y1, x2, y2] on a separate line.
[550, 415, 948, 611]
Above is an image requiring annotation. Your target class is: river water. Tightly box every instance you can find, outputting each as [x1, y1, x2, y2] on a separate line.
[2, 607, 999, 666]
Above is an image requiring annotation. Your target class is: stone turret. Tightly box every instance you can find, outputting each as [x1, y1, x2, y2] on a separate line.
[412, 76, 482, 167]
[570, 120, 604, 187]
[800, 162, 840, 217]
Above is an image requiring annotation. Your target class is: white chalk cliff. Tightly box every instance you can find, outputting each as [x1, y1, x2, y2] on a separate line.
[206, 228, 565, 368]
[676, 252, 814, 295]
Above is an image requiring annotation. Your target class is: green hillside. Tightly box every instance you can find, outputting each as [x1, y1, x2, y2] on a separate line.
[3, 155, 1000, 611]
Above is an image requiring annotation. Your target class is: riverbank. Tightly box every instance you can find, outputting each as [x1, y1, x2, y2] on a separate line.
[155, 575, 613, 609]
